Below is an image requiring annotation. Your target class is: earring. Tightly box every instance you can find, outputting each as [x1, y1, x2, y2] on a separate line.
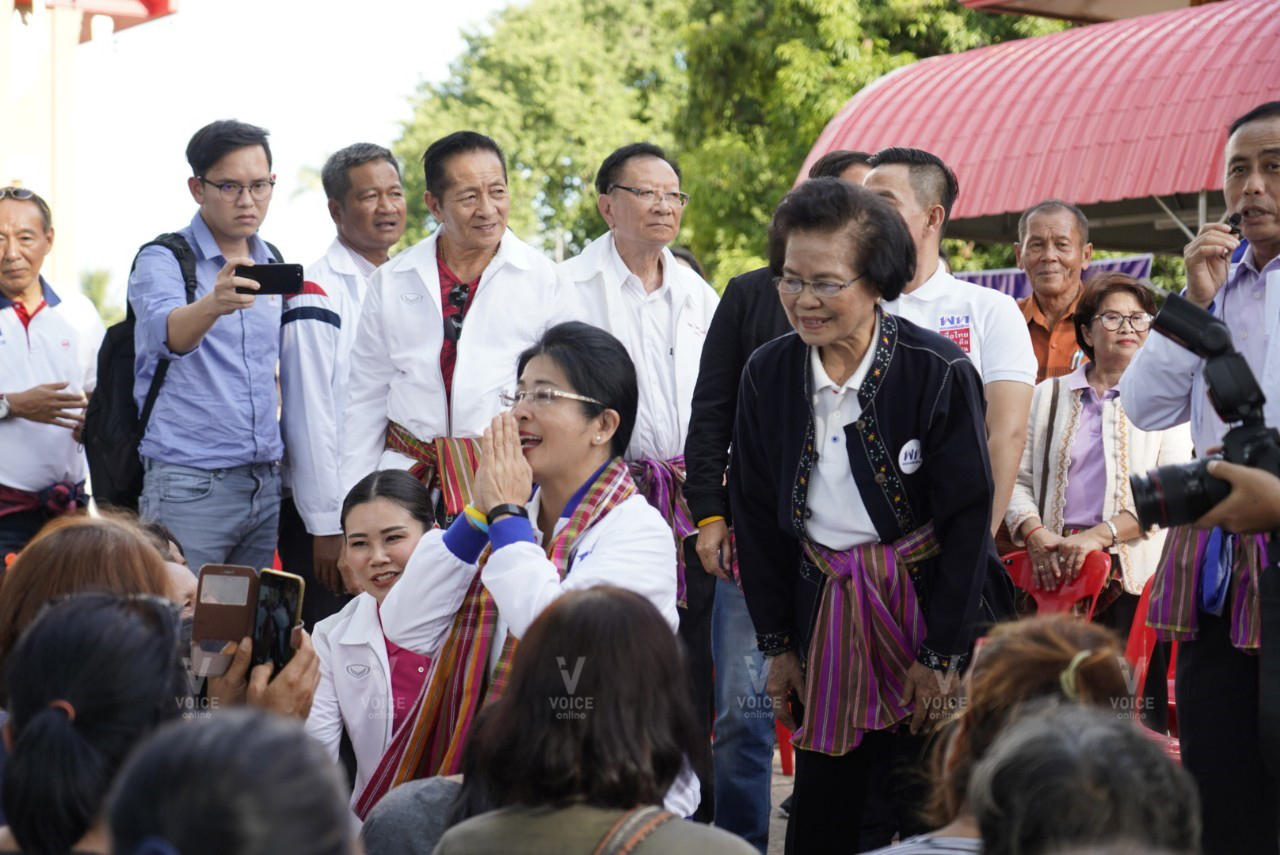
[594, 435, 602, 444]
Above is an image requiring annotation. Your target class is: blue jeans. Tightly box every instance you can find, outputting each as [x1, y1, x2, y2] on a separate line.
[711, 577, 773, 853]
[140, 460, 281, 574]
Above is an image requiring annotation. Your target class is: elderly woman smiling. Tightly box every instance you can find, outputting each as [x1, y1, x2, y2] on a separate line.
[729, 178, 1014, 852]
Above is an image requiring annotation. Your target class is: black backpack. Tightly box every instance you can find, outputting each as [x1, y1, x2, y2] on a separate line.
[84, 234, 281, 510]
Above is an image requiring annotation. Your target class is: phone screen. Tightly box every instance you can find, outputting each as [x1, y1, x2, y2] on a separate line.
[251, 572, 302, 670]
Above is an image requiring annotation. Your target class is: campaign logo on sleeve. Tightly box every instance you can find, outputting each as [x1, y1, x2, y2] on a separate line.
[937, 314, 971, 352]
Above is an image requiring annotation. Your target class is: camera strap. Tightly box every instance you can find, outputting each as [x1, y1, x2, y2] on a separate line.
[1037, 378, 1064, 521]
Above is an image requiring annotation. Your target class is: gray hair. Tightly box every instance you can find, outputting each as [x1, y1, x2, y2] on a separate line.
[969, 702, 1200, 855]
[1017, 198, 1090, 245]
[320, 143, 400, 202]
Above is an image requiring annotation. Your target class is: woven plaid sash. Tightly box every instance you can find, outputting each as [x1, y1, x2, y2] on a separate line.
[1146, 524, 1264, 651]
[796, 523, 939, 756]
[352, 457, 638, 817]
[629, 455, 694, 607]
[384, 422, 481, 518]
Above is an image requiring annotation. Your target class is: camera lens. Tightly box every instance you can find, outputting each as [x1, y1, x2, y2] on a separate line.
[1130, 460, 1232, 530]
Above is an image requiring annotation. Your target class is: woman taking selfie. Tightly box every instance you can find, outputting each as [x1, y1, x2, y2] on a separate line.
[729, 178, 1014, 852]
[356, 321, 688, 816]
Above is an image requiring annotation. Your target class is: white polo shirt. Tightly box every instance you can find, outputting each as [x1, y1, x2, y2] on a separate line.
[806, 319, 879, 551]
[883, 266, 1035, 386]
[0, 279, 105, 492]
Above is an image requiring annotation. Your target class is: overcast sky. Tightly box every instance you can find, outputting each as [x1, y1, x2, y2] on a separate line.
[70, 0, 510, 307]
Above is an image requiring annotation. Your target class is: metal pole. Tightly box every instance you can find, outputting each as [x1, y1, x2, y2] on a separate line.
[1152, 195, 1196, 242]
[1198, 189, 1208, 230]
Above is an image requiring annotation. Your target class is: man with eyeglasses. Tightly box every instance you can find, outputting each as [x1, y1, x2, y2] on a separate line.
[341, 131, 572, 518]
[0, 187, 105, 555]
[1014, 199, 1094, 384]
[277, 143, 407, 629]
[128, 119, 285, 574]
[865, 147, 1035, 546]
[560, 141, 720, 821]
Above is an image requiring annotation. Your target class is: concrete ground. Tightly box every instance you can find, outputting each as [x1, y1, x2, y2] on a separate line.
[766, 749, 792, 855]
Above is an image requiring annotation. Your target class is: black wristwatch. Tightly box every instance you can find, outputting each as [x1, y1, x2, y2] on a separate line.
[487, 503, 530, 526]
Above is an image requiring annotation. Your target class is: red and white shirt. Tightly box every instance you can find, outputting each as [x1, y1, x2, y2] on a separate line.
[0, 278, 105, 492]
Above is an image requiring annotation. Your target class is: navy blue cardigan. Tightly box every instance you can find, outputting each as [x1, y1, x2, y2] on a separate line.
[729, 309, 1014, 669]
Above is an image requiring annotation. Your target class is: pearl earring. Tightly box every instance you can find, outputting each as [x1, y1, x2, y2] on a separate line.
[594, 435, 602, 444]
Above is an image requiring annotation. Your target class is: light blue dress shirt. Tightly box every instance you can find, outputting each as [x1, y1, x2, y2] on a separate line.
[128, 212, 283, 469]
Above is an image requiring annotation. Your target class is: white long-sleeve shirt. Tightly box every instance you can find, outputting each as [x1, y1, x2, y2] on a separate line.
[340, 228, 578, 494]
[560, 232, 719, 461]
[281, 239, 373, 535]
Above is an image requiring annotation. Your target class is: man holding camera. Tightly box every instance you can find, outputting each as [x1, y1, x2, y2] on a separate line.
[1119, 101, 1280, 855]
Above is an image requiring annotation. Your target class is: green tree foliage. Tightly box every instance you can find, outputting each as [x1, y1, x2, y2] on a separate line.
[394, 0, 688, 259]
[80, 268, 122, 325]
[395, 0, 1065, 282]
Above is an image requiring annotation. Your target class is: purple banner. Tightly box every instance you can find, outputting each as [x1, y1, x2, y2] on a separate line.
[952, 255, 1154, 300]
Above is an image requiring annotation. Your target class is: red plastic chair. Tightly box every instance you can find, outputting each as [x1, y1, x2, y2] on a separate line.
[1002, 549, 1111, 620]
[776, 720, 794, 776]
[1124, 574, 1180, 738]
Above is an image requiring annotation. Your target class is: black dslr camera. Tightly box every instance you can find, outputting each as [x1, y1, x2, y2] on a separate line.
[1129, 293, 1280, 530]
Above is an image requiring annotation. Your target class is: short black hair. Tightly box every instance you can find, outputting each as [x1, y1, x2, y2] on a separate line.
[341, 469, 435, 532]
[669, 246, 704, 278]
[867, 146, 960, 234]
[516, 322, 639, 459]
[768, 177, 917, 302]
[138, 519, 186, 561]
[421, 131, 507, 200]
[465, 587, 703, 810]
[321, 142, 400, 202]
[3, 592, 189, 854]
[1072, 272, 1157, 361]
[109, 710, 353, 855]
[808, 150, 872, 180]
[1229, 101, 1280, 137]
[595, 142, 682, 196]
[185, 120, 272, 177]
[1017, 198, 1090, 245]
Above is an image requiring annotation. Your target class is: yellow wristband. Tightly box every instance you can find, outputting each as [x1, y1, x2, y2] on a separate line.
[697, 516, 726, 528]
[463, 505, 489, 533]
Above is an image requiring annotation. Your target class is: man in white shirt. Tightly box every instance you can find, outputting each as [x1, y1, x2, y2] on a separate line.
[280, 143, 406, 628]
[560, 142, 720, 820]
[341, 131, 573, 513]
[865, 147, 1035, 537]
[0, 187, 105, 555]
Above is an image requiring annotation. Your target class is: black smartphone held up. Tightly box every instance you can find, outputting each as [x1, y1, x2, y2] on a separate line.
[251, 569, 305, 671]
[234, 263, 304, 295]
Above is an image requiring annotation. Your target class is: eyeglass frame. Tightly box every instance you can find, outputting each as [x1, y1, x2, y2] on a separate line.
[774, 274, 867, 299]
[1090, 311, 1153, 332]
[0, 187, 35, 201]
[607, 184, 691, 208]
[499, 387, 606, 409]
[198, 176, 277, 203]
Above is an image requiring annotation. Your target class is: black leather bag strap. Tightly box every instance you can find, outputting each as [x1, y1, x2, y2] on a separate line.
[133, 233, 198, 432]
[1037, 377, 1063, 522]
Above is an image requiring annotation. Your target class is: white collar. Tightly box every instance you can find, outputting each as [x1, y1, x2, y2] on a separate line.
[898, 264, 953, 302]
[810, 315, 880, 396]
[607, 234, 670, 300]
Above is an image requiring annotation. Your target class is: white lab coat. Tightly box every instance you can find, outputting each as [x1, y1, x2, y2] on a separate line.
[340, 228, 577, 493]
[305, 594, 396, 812]
[378, 489, 698, 815]
[281, 239, 370, 535]
[560, 233, 719, 460]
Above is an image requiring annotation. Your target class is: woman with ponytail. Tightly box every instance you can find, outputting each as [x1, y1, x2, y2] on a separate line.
[868, 615, 1133, 854]
[0, 591, 188, 854]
